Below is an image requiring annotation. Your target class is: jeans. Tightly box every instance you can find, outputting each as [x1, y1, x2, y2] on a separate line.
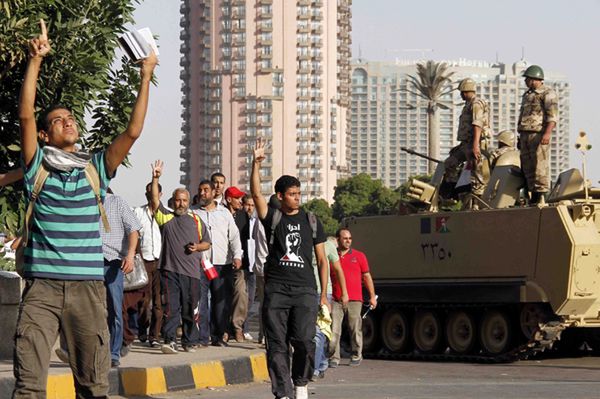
[314, 326, 329, 374]
[198, 272, 211, 345]
[104, 259, 124, 362]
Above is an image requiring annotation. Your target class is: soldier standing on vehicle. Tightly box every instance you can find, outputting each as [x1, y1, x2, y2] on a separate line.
[442, 78, 490, 207]
[517, 65, 558, 205]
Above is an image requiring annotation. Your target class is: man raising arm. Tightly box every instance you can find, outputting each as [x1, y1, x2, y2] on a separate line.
[250, 138, 346, 399]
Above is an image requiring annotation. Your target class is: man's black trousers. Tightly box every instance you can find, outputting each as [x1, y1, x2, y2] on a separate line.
[161, 270, 200, 346]
[263, 282, 318, 399]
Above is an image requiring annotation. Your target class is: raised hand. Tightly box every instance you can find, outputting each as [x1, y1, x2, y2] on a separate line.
[29, 19, 51, 58]
[253, 137, 266, 164]
[151, 159, 164, 179]
[140, 50, 158, 81]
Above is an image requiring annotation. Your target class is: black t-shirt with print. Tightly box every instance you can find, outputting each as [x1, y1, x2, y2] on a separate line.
[261, 207, 326, 288]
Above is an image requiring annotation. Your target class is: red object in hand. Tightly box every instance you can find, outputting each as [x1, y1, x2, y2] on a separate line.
[202, 258, 219, 281]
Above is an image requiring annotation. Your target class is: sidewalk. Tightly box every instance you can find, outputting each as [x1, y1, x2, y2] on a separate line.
[0, 340, 268, 398]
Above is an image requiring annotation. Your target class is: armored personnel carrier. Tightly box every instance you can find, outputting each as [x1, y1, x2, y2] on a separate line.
[346, 133, 600, 361]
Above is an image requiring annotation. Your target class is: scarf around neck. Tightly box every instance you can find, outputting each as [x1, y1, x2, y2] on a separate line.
[42, 145, 92, 173]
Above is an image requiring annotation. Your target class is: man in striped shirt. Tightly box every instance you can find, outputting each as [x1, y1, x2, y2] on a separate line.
[13, 21, 157, 398]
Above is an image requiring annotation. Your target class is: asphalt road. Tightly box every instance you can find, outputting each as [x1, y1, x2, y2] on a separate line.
[120, 355, 600, 399]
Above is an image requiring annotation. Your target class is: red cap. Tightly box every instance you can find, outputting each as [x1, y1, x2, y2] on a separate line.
[225, 186, 246, 199]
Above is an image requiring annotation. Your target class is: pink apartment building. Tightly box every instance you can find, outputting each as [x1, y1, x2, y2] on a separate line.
[179, 0, 352, 202]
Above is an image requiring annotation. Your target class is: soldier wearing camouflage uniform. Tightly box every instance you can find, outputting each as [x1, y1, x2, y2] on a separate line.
[517, 65, 558, 204]
[443, 78, 490, 203]
[489, 130, 516, 170]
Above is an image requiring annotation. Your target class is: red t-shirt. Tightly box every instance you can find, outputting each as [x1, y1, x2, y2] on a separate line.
[331, 248, 369, 301]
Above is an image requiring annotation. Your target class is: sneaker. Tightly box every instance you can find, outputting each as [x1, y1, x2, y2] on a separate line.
[294, 385, 308, 399]
[211, 340, 229, 347]
[183, 345, 197, 353]
[55, 348, 69, 364]
[328, 360, 339, 369]
[161, 342, 179, 354]
[244, 332, 254, 340]
[138, 334, 147, 343]
[111, 359, 120, 368]
[120, 343, 131, 358]
[149, 340, 160, 348]
[349, 357, 362, 367]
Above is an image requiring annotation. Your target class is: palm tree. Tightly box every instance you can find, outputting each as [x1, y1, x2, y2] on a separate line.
[405, 61, 455, 173]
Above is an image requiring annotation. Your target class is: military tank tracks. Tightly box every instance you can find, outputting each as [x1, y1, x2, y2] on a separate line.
[361, 303, 567, 363]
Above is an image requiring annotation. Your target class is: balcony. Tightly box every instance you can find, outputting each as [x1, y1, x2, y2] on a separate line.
[310, 10, 323, 20]
[258, 10, 273, 18]
[296, 120, 310, 128]
[232, 24, 245, 33]
[231, 10, 245, 19]
[297, 25, 310, 33]
[297, 11, 310, 20]
[258, 22, 273, 32]
[257, 37, 272, 45]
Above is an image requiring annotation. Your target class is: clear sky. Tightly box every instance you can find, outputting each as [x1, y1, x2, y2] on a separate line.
[111, 0, 600, 206]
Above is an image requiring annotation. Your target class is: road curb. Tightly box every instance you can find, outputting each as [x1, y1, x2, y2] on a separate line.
[1, 352, 268, 398]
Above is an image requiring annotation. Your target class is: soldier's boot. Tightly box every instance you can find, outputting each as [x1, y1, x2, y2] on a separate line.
[529, 192, 540, 205]
[530, 192, 548, 205]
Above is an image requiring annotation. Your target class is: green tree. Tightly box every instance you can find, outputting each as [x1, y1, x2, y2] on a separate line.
[332, 174, 400, 220]
[302, 198, 339, 237]
[406, 61, 454, 173]
[0, 0, 142, 235]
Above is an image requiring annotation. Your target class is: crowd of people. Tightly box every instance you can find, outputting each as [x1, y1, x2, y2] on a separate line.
[7, 21, 378, 399]
[7, 15, 561, 399]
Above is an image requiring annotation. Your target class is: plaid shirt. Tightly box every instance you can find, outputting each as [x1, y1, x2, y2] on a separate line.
[101, 194, 142, 261]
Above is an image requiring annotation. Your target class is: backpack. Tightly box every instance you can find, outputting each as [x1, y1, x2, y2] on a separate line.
[268, 208, 318, 248]
[15, 163, 110, 277]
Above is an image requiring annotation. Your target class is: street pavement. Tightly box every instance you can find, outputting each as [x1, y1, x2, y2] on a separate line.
[117, 355, 600, 399]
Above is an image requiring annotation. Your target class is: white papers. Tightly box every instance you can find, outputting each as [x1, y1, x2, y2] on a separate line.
[118, 27, 159, 61]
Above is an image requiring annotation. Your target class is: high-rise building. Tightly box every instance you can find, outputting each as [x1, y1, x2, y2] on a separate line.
[179, 0, 352, 202]
[349, 59, 571, 188]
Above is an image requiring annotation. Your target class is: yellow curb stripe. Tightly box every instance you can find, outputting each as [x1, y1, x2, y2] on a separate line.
[191, 361, 227, 389]
[47, 374, 75, 399]
[121, 367, 167, 396]
[250, 353, 269, 382]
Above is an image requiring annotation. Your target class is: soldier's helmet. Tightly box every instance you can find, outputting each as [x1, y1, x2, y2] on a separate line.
[522, 65, 544, 80]
[497, 130, 516, 147]
[458, 78, 476, 92]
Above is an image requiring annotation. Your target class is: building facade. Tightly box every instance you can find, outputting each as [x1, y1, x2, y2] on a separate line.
[179, 0, 352, 202]
[349, 59, 571, 188]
